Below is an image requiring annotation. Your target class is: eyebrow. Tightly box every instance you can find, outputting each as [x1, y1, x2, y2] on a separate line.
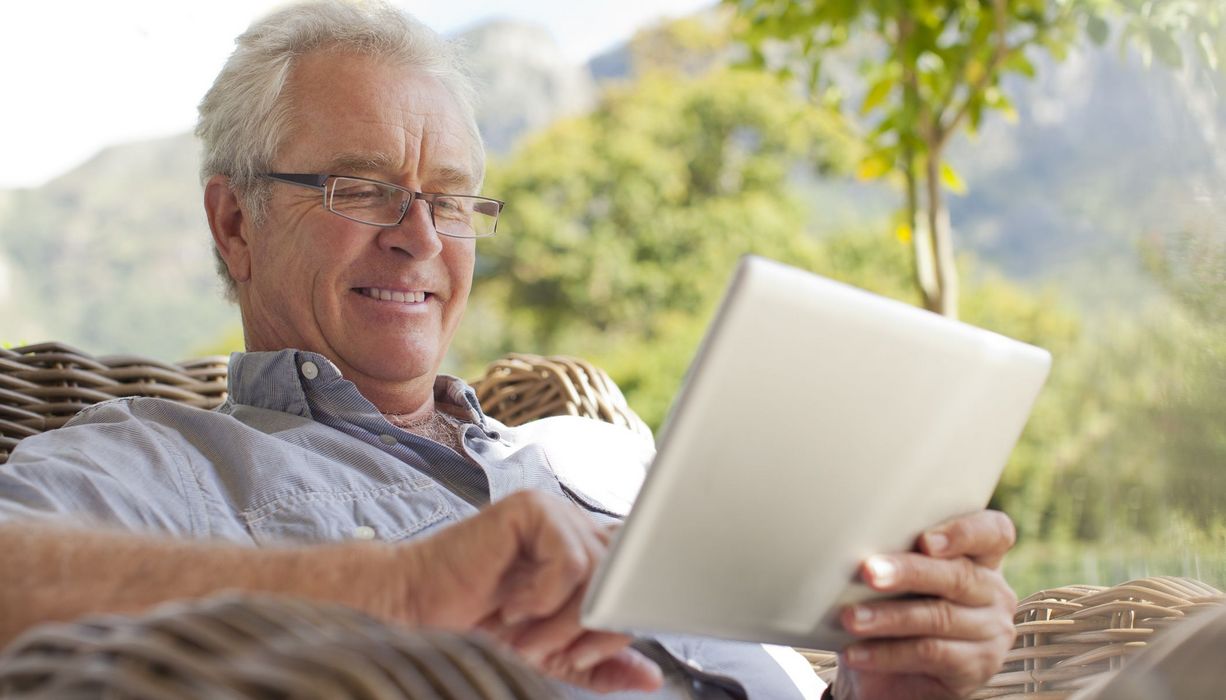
[322, 152, 397, 174]
[429, 166, 479, 194]
[320, 153, 478, 194]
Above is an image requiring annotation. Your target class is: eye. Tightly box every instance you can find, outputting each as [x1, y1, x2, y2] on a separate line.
[433, 196, 471, 218]
[332, 182, 384, 201]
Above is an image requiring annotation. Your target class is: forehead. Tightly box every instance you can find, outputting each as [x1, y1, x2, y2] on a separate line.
[278, 49, 479, 190]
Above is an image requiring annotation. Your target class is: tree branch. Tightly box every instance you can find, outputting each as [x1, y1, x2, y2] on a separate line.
[934, 0, 1011, 150]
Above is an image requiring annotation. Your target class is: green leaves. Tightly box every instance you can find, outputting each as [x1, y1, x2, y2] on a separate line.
[481, 66, 851, 343]
[856, 152, 893, 181]
[1106, 0, 1223, 71]
[940, 162, 967, 195]
[1087, 14, 1111, 45]
[1148, 25, 1185, 67]
[1197, 30, 1219, 70]
[860, 75, 896, 114]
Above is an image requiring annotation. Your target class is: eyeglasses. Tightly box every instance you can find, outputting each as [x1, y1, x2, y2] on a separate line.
[263, 173, 503, 238]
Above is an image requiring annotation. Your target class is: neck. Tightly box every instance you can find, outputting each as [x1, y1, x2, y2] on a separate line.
[353, 375, 437, 419]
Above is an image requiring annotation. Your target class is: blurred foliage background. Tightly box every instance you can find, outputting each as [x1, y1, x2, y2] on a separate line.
[2, 1, 1223, 596]
[452, 5, 1226, 595]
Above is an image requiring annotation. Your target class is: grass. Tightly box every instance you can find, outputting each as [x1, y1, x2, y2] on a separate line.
[1004, 528, 1226, 598]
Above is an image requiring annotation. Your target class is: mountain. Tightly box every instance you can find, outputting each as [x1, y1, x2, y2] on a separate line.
[587, 18, 1226, 309]
[0, 133, 234, 359]
[457, 21, 596, 154]
[945, 46, 1225, 308]
[1, 17, 1222, 359]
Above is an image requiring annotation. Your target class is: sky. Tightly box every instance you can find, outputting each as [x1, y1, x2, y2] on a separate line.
[0, 0, 714, 190]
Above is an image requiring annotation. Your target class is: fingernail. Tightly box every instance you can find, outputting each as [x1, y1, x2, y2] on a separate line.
[925, 532, 949, 554]
[852, 605, 874, 626]
[501, 609, 527, 627]
[645, 661, 663, 684]
[866, 557, 896, 587]
[847, 647, 871, 665]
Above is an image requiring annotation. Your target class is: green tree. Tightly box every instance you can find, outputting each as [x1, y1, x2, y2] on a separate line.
[728, 0, 1224, 318]
[459, 60, 1089, 442]
[988, 226, 1226, 547]
[1134, 230, 1226, 528]
[454, 65, 858, 425]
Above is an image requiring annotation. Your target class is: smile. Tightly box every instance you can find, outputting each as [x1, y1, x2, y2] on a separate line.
[356, 287, 430, 303]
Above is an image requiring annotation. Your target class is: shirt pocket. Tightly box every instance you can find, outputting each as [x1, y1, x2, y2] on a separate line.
[240, 477, 456, 546]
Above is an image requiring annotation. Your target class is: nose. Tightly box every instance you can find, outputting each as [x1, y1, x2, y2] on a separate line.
[376, 197, 442, 259]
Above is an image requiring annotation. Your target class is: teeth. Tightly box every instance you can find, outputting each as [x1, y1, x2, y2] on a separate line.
[363, 288, 426, 303]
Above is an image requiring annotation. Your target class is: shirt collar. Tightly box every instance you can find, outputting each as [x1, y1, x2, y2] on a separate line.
[225, 349, 491, 427]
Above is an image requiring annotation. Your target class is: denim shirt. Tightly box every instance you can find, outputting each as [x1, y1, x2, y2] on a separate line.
[0, 349, 823, 699]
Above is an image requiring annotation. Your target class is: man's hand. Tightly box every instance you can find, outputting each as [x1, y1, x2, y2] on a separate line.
[392, 490, 661, 694]
[832, 510, 1019, 700]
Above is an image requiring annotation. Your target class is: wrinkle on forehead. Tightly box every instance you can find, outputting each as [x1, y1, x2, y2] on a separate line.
[280, 49, 481, 192]
[320, 151, 478, 194]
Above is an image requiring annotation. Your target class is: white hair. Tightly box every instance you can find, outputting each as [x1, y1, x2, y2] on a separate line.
[195, 0, 485, 300]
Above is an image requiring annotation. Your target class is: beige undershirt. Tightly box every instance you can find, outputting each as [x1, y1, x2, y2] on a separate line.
[382, 407, 467, 456]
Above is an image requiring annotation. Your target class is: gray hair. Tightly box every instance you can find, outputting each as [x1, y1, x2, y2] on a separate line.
[196, 0, 485, 300]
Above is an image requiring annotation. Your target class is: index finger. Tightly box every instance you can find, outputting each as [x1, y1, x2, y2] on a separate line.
[918, 510, 1016, 569]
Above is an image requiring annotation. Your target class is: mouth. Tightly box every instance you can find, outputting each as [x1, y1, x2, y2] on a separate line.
[354, 287, 432, 304]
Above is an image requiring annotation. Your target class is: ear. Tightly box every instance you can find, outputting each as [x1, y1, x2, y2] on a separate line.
[204, 175, 253, 284]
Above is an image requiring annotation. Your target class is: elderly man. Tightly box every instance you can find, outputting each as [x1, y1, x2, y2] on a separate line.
[0, 2, 1018, 698]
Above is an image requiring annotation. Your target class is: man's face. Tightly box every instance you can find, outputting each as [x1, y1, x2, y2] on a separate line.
[237, 50, 479, 404]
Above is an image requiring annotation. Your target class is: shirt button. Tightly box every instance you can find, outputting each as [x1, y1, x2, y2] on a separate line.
[379, 434, 397, 446]
[300, 361, 319, 380]
[353, 526, 376, 540]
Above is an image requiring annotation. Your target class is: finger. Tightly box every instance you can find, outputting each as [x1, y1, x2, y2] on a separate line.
[500, 494, 603, 625]
[552, 627, 637, 676]
[860, 553, 1006, 607]
[919, 510, 1016, 569]
[842, 596, 1015, 642]
[476, 611, 510, 639]
[558, 646, 663, 694]
[507, 586, 592, 667]
[841, 636, 1006, 691]
[598, 520, 621, 544]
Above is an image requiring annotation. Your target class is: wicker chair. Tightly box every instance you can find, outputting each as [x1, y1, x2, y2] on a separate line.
[0, 594, 559, 700]
[0, 342, 228, 464]
[1, 342, 1223, 698]
[973, 576, 1226, 699]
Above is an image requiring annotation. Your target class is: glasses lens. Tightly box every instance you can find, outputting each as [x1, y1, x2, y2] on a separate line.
[433, 196, 501, 238]
[328, 177, 408, 226]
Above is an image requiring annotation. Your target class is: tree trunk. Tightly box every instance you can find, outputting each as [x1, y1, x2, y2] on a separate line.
[924, 153, 959, 318]
[896, 11, 941, 313]
[904, 150, 938, 309]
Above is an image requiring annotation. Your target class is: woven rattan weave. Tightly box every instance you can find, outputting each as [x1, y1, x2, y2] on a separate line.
[471, 353, 652, 439]
[0, 342, 227, 465]
[0, 594, 559, 699]
[972, 576, 1225, 699]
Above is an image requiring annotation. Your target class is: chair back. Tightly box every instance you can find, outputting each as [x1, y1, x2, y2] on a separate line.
[1, 343, 649, 465]
[1, 342, 228, 464]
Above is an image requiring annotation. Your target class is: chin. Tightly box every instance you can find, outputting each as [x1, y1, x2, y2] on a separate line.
[367, 346, 440, 382]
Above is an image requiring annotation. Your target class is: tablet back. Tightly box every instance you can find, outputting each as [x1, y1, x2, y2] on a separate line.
[581, 255, 1051, 650]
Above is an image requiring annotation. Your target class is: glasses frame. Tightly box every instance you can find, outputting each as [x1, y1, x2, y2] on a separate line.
[263, 172, 503, 238]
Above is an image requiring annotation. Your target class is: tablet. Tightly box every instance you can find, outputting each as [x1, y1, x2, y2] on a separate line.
[580, 255, 1051, 650]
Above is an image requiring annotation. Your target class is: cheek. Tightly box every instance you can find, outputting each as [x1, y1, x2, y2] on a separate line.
[251, 212, 319, 284]
[447, 242, 477, 290]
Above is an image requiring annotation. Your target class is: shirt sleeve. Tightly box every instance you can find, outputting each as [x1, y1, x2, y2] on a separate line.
[0, 399, 200, 536]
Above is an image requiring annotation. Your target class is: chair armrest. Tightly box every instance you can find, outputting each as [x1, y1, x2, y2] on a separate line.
[0, 593, 559, 699]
